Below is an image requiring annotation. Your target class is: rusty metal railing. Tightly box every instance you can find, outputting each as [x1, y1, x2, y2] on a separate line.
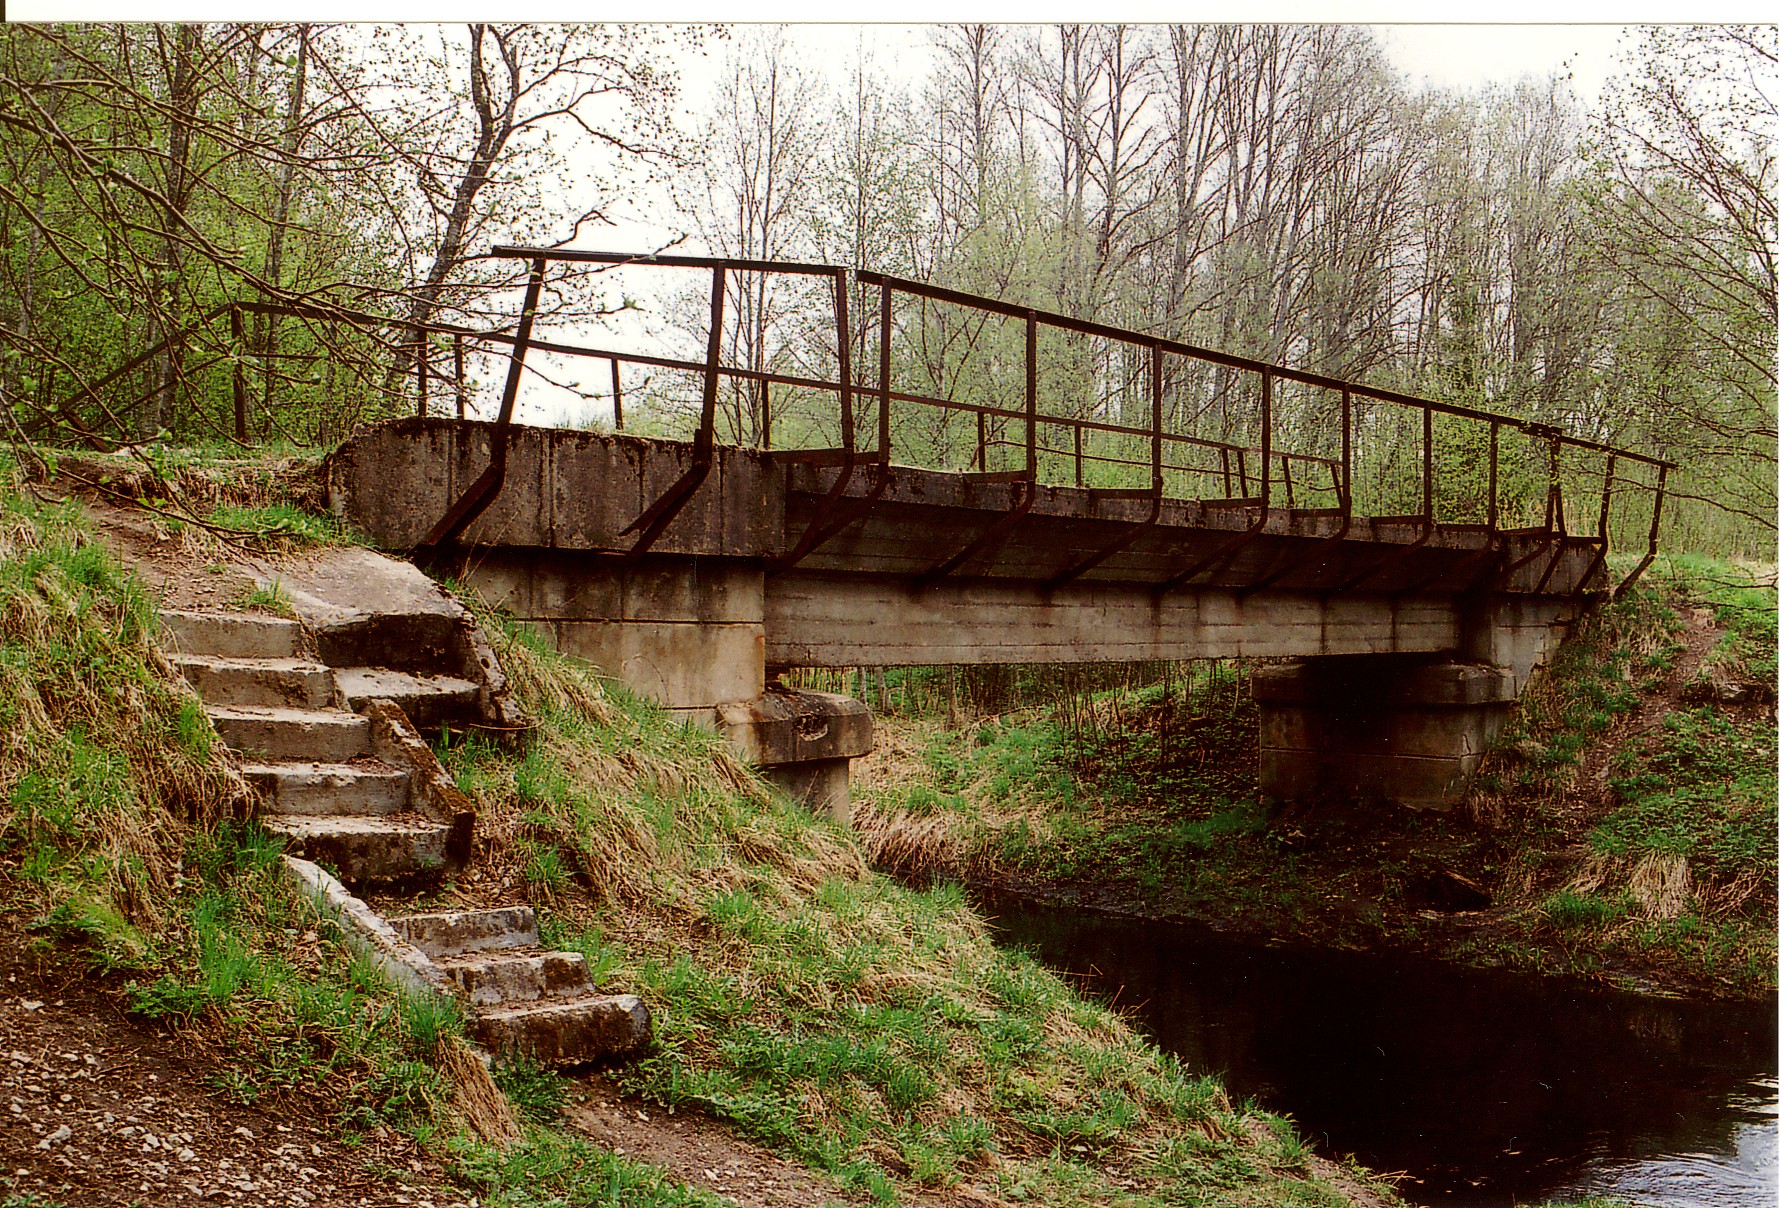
[413, 245, 1676, 598]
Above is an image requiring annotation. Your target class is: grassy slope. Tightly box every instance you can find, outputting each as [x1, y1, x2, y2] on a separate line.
[855, 558, 1777, 1001]
[0, 462, 1402, 1207]
[0, 473, 733, 1207]
[438, 610, 1401, 1207]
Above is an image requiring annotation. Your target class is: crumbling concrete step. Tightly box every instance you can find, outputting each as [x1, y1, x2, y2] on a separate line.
[389, 907, 539, 957]
[205, 705, 370, 762]
[264, 814, 451, 883]
[472, 994, 651, 1066]
[161, 610, 300, 660]
[175, 655, 334, 709]
[433, 949, 590, 1007]
[241, 761, 410, 816]
[335, 668, 480, 729]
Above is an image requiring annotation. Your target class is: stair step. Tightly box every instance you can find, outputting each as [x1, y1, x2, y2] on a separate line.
[175, 655, 334, 709]
[335, 668, 480, 728]
[389, 906, 539, 957]
[241, 761, 410, 815]
[206, 704, 370, 762]
[472, 994, 651, 1065]
[434, 949, 591, 1007]
[264, 813, 451, 884]
[161, 610, 301, 660]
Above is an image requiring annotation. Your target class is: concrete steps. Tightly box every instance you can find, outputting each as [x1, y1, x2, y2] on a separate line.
[335, 668, 480, 730]
[263, 813, 452, 883]
[204, 703, 371, 762]
[161, 610, 301, 659]
[163, 604, 647, 1065]
[175, 654, 334, 709]
[391, 907, 648, 1064]
[241, 761, 411, 816]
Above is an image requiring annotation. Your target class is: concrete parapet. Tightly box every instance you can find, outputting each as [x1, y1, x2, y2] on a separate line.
[1255, 655, 1519, 811]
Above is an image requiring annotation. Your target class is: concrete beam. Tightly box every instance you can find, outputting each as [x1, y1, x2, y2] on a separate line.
[767, 574, 1461, 666]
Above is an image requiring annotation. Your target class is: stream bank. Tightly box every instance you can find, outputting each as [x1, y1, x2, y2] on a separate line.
[852, 561, 1777, 1005]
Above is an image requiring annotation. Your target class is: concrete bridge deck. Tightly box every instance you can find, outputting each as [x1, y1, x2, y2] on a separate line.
[332, 418, 1593, 684]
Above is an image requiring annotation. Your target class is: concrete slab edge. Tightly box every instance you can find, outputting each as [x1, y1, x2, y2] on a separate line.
[280, 854, 455, 1000]
[361, 698, 477, 864]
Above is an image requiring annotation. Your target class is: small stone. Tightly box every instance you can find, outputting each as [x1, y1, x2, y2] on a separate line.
[36, 1124, 71, 1149]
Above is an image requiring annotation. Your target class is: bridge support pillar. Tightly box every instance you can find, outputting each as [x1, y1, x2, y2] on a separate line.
[1254, 656, 1518, 811]
[717, 689, 874, 825]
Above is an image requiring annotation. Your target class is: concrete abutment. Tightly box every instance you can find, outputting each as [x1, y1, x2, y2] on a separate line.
[455, 549, 873, 821]
[1254, 597, 1580, 811]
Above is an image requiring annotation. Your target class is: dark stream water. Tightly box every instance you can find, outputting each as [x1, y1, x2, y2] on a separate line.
[979, 894, 1778, 1207]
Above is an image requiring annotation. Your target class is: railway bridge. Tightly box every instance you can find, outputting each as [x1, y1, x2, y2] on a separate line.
[327, 247, 1672, 820]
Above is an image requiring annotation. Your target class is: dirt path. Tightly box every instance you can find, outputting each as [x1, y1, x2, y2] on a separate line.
[1571, 602, 1721, 803]
[0, 947, 470, 1208]
[563, 1077, 873, 1208]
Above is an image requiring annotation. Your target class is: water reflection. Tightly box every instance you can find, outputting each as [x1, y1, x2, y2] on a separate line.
[978, 893, 1778, 1206]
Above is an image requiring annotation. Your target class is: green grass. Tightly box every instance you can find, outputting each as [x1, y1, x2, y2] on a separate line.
[450, 1130, 732, 1207]
[436, 605, 1391, 1206]
[208, 502, 358, 550]
[237, 578, 297, 617]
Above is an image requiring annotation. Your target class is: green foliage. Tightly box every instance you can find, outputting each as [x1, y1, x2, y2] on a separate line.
[209, 503, 358, 551]
[238, 579, 297, 618]
[493, 1055, 568, 1125]
[1540, 890, 1628, 931]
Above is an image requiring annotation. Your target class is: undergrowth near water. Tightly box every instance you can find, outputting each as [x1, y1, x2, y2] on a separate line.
[439, 602, 1395, 1206]
[855, 557, 1777, 999]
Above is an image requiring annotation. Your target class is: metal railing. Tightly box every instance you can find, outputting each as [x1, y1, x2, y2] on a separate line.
[108, 246, 1662, 599]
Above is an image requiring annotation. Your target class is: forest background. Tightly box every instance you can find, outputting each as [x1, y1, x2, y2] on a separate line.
[0, 22, 1772, 557]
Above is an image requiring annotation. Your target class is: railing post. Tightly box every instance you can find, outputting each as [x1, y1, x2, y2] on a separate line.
[878, 280, 892, 467]
[1340, 386, 1352, 516]
[1545, 435, 1562, 532]
[762, 380, 771, 450]
[1422, 404, 1433, 524]
[697, 264, 725, 459]
[833, 268, 854, 454]
[454, 333, 466, 420]
[495, 259, 547, 427]
[1074, 423, 1084, 488]
[1150, 341, 1164, 497]
[1259, 371, 1271, 506]
[1025, 309, 1038, 480]
[1598, 454, 1617, 540]
[610, 357, 623, 431]
[1487, 421, 1499, 531]
[416, 327, 428, 419]
[230, 304, 247, 441]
